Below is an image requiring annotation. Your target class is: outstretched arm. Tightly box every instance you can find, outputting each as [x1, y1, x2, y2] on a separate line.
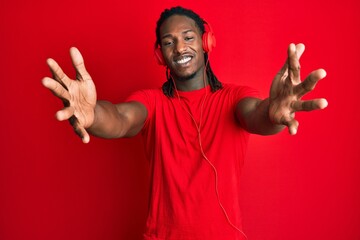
[236, 43, 328, 135]
[88, 100, 147, 139]
[42, 47, 147, 143]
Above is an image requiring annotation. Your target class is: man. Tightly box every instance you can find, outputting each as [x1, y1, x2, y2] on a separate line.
[42, 6, 327, 240]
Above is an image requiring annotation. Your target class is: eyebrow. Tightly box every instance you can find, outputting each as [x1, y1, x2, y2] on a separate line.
[161, 29, 195, 40]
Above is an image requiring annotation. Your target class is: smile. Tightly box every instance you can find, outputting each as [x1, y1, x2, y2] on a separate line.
[175, 56, 192, 65]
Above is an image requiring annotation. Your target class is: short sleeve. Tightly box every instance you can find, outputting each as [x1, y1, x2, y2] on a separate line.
[225, 84, 261, 105]
[125, 89, 160, 131]
[125, 89, 154, 114]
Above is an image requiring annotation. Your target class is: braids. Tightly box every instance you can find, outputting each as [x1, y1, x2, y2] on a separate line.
[204, 54, 222, 93]
[156, 6, 223, 97]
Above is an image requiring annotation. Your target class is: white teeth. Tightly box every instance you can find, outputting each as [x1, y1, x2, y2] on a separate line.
[176, 56, 191, 64]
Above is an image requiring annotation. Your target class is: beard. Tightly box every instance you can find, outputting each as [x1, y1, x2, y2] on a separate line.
[170, 67, 199, 82]
[174, 71, 197, 82]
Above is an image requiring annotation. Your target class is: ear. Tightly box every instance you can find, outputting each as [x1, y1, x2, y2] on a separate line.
[154, 47, 166, 66]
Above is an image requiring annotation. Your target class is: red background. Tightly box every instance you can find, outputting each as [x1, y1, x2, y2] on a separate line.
[1, 0, 359, 239]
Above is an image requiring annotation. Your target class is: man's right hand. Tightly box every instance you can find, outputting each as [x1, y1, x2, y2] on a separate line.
[42, 47, 97, 143]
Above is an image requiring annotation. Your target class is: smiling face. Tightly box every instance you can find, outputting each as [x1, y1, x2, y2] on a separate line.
[159, 15, 205, 82]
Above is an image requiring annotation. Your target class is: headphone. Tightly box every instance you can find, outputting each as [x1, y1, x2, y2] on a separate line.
[154, 20, 216, 66]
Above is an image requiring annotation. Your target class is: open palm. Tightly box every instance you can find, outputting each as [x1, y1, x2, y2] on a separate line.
[42, 47, 96, 143]
[269, 43, 328, 135]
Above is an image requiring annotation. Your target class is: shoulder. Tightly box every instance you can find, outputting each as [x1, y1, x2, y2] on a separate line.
[126, 88, 164, 102]
[125, 87, 168, 113]
[218, 83, 260, 99]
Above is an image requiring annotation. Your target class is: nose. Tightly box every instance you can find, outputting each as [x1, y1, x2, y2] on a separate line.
[174, 39, 187, 54]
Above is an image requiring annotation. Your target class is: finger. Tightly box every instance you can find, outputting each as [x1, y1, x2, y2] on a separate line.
[69, 116, 91, 144]
[46, 58, 71, 88]
[288, 43, 301, 84]
[270, 58, 289, 97]
[295, 43, 305, 59]
[270, 43, 301, 97]
[82, 133, 90, 144]
[70, 47, 91, 81]
[279, 114, 299, 135]
[278, 43, 304, 76]
[55, 106, 75, 121]
[291, 98, 328, 112]
[42, 77, 71, 101]
[288, 119, 299, 135]
[294, 69, 326, 97]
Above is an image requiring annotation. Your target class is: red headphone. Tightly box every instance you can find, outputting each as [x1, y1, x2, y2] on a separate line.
[154, 21, 216, 66]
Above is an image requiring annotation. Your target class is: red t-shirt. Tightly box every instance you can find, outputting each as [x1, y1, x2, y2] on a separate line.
[126, 83, 259, 240]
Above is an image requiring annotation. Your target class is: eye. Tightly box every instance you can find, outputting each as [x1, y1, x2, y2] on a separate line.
[184, 36, 194, 41]
[162, 40, 173, 47]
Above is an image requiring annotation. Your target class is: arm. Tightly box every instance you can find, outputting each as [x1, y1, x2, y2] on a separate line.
[42, 47, 147, 143]
[236, 43, 328, 135]
[236, 97, 285, 135]
[87, 100, 147, 139]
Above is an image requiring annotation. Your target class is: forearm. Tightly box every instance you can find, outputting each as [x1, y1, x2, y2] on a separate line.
[86, 100, 130, 139]
[237, 98, 285, 135]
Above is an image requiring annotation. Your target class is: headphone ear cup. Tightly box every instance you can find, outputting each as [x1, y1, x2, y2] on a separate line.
[202, 31, 216, 53]
[154, 47, 166, 65]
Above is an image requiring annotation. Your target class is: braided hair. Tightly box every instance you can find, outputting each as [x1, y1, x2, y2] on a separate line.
[155, 6, 223, 97]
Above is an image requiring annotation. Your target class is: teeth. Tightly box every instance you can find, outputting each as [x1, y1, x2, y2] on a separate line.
[176, 56, 191, 64]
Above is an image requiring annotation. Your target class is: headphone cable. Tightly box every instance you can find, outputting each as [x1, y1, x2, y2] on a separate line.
[169, 57, 248, 239]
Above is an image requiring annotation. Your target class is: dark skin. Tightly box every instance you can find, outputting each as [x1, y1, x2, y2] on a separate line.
[42, 15, 327, 143]
[159, 15, 207, 91]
